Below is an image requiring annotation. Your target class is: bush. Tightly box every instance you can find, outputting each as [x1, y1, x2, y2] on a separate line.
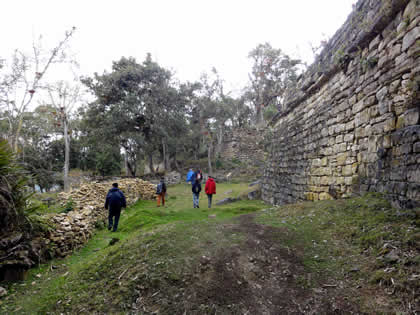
[0, 140, 34, 233]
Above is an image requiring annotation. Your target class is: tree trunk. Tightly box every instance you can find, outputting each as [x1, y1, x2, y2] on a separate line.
[215, 126, 224, 158]
[124, 152, 129, 176]
[162, 138, 168, 171]
[207, 140, 213, 176]
[63, 118, 70, 192]
[148, 153, 155, 174]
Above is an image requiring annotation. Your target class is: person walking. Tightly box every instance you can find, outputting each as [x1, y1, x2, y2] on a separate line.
[192, 180, 201, 208]
[205, 176, 216, 208]
[156, 177, 167, 207]
[104, 183, 127, 232]
[186, 168, 194, 184]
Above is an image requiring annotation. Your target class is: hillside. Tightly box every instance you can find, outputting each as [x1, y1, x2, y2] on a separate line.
[1, 183, 419, 314]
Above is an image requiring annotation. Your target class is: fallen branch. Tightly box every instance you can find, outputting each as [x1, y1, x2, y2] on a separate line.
[118, 268, 128, 280]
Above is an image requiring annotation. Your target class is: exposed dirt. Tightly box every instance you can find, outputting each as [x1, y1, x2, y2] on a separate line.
[134, 214, 362, 314]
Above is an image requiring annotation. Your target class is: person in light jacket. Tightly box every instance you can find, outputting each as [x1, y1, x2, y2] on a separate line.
[204, 176, 216, 208]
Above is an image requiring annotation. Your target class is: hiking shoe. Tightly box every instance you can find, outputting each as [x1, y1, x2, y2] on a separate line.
[108, 226, 112, 231]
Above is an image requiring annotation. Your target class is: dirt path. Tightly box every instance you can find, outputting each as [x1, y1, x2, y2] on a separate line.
[135, 214, 361, 314]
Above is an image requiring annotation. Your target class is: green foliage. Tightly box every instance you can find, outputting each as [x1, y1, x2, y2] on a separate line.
[62, 198, 74, 213]
[245, 42, 301, 123]
[0, 140, 33, 232]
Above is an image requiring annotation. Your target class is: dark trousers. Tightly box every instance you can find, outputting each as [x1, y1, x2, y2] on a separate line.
[207, 194, 213, 208]
[108, 208, 121, 231]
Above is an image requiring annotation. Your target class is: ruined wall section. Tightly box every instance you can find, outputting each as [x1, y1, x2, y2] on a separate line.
[263, 0, 420, 208]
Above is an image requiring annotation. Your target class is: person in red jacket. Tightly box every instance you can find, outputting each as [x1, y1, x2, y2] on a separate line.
[204, 176, 216, 208]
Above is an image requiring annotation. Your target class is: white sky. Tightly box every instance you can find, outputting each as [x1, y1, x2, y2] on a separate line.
[1, 0, 357, 94]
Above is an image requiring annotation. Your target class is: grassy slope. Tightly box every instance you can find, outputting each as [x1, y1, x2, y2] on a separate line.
[1, 185, 419, 314]
[1, 183, 265, 314]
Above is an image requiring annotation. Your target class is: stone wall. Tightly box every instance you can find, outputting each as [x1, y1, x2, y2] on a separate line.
[222, 127, 267, 178]
[262, 0, 420, 208]
[0, 179, 156, 281]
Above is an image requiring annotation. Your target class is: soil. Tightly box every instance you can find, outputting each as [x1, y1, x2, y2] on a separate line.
[134, 214, 363, 314]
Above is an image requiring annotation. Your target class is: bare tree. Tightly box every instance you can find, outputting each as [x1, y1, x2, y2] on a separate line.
[0, 27, 76, 153]
[45, 80, 82, 192]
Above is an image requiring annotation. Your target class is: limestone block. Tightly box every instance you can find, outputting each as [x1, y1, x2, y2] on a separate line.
[376, 86, 388, 102]
[364, 95, 377, 107]
[305, 192, 319, 201]
[312, 167, 332, 176]
[344, 177, 353, 185]
[369, 34, 381, 51]
[395, 52, 409, 65]
[383, 116, 397, 132]
[352, 100, 365, 114]
[355, 127, 366, 139]
[396, 115, 405, 129]
[402, 27, 420, 51]
[321, 157, 328, 166]
[414, 142, 420, 153]
[378, 99, 392, 115]
[337, 153, 348, 166]
[336, 135, 344, 143]
[312, 158, 322, 167]
[320, 176, 330, 186]
[389, 79, 401, 93]
[335, 177, 345, 185]
[346, 120, 355, 131]
[319, 192, 333, 200]
[344, 134, 354, 143]
[382, 135, 392, 149]
[404, 108, 420, 126]
[343, 165, 353, 176]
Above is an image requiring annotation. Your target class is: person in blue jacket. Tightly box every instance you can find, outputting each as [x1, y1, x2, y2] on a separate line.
[104, 183, 127, 232]
[186, 168, 195, 184]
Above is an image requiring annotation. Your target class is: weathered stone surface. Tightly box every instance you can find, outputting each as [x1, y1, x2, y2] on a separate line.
[402, 26, 420, 51]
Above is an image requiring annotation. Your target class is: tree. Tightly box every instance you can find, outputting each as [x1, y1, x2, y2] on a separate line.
[81, 55, 189, 176]
[44, 81, 83, 191]
[246, 42, 301, 124]
[0, 27, 76, 153]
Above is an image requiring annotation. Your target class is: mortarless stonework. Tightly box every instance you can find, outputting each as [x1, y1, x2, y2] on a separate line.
[262, 0, 420, 208]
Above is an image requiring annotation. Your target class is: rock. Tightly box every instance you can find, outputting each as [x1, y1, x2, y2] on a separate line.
[109, 238, 120, 246]
[249, 180, 260, 187]
[216, 198, 238, 205]
[384, 249, 400, 263]
[247, 190, 261, 200]
[0, 286, 7, 297]
[208, 214, 216, 218]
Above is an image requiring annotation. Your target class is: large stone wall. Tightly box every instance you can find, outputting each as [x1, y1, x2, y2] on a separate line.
[262, 0, 420, 208]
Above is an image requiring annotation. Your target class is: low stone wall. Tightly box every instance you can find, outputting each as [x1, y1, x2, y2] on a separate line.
[263, 0, 419, 208]
[0, 179, 156, 281]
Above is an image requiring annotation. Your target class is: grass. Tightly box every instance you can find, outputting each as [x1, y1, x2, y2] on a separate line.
[2, 188, 419, 314]
[256, 193, 420, 312]
[1, 182, 266, 314]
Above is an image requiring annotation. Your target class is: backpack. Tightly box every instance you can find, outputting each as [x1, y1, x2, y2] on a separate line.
[156, 183, 163, 194]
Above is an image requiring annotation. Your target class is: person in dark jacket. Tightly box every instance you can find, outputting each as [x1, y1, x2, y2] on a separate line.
[104, 183, 127, 232]
[204, 176, 216, 208]
[156, 177, 167, 207]
[192, 180, 201, 208]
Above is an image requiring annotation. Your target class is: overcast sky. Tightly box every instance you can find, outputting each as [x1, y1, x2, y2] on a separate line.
[1, 0, 356, 93]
